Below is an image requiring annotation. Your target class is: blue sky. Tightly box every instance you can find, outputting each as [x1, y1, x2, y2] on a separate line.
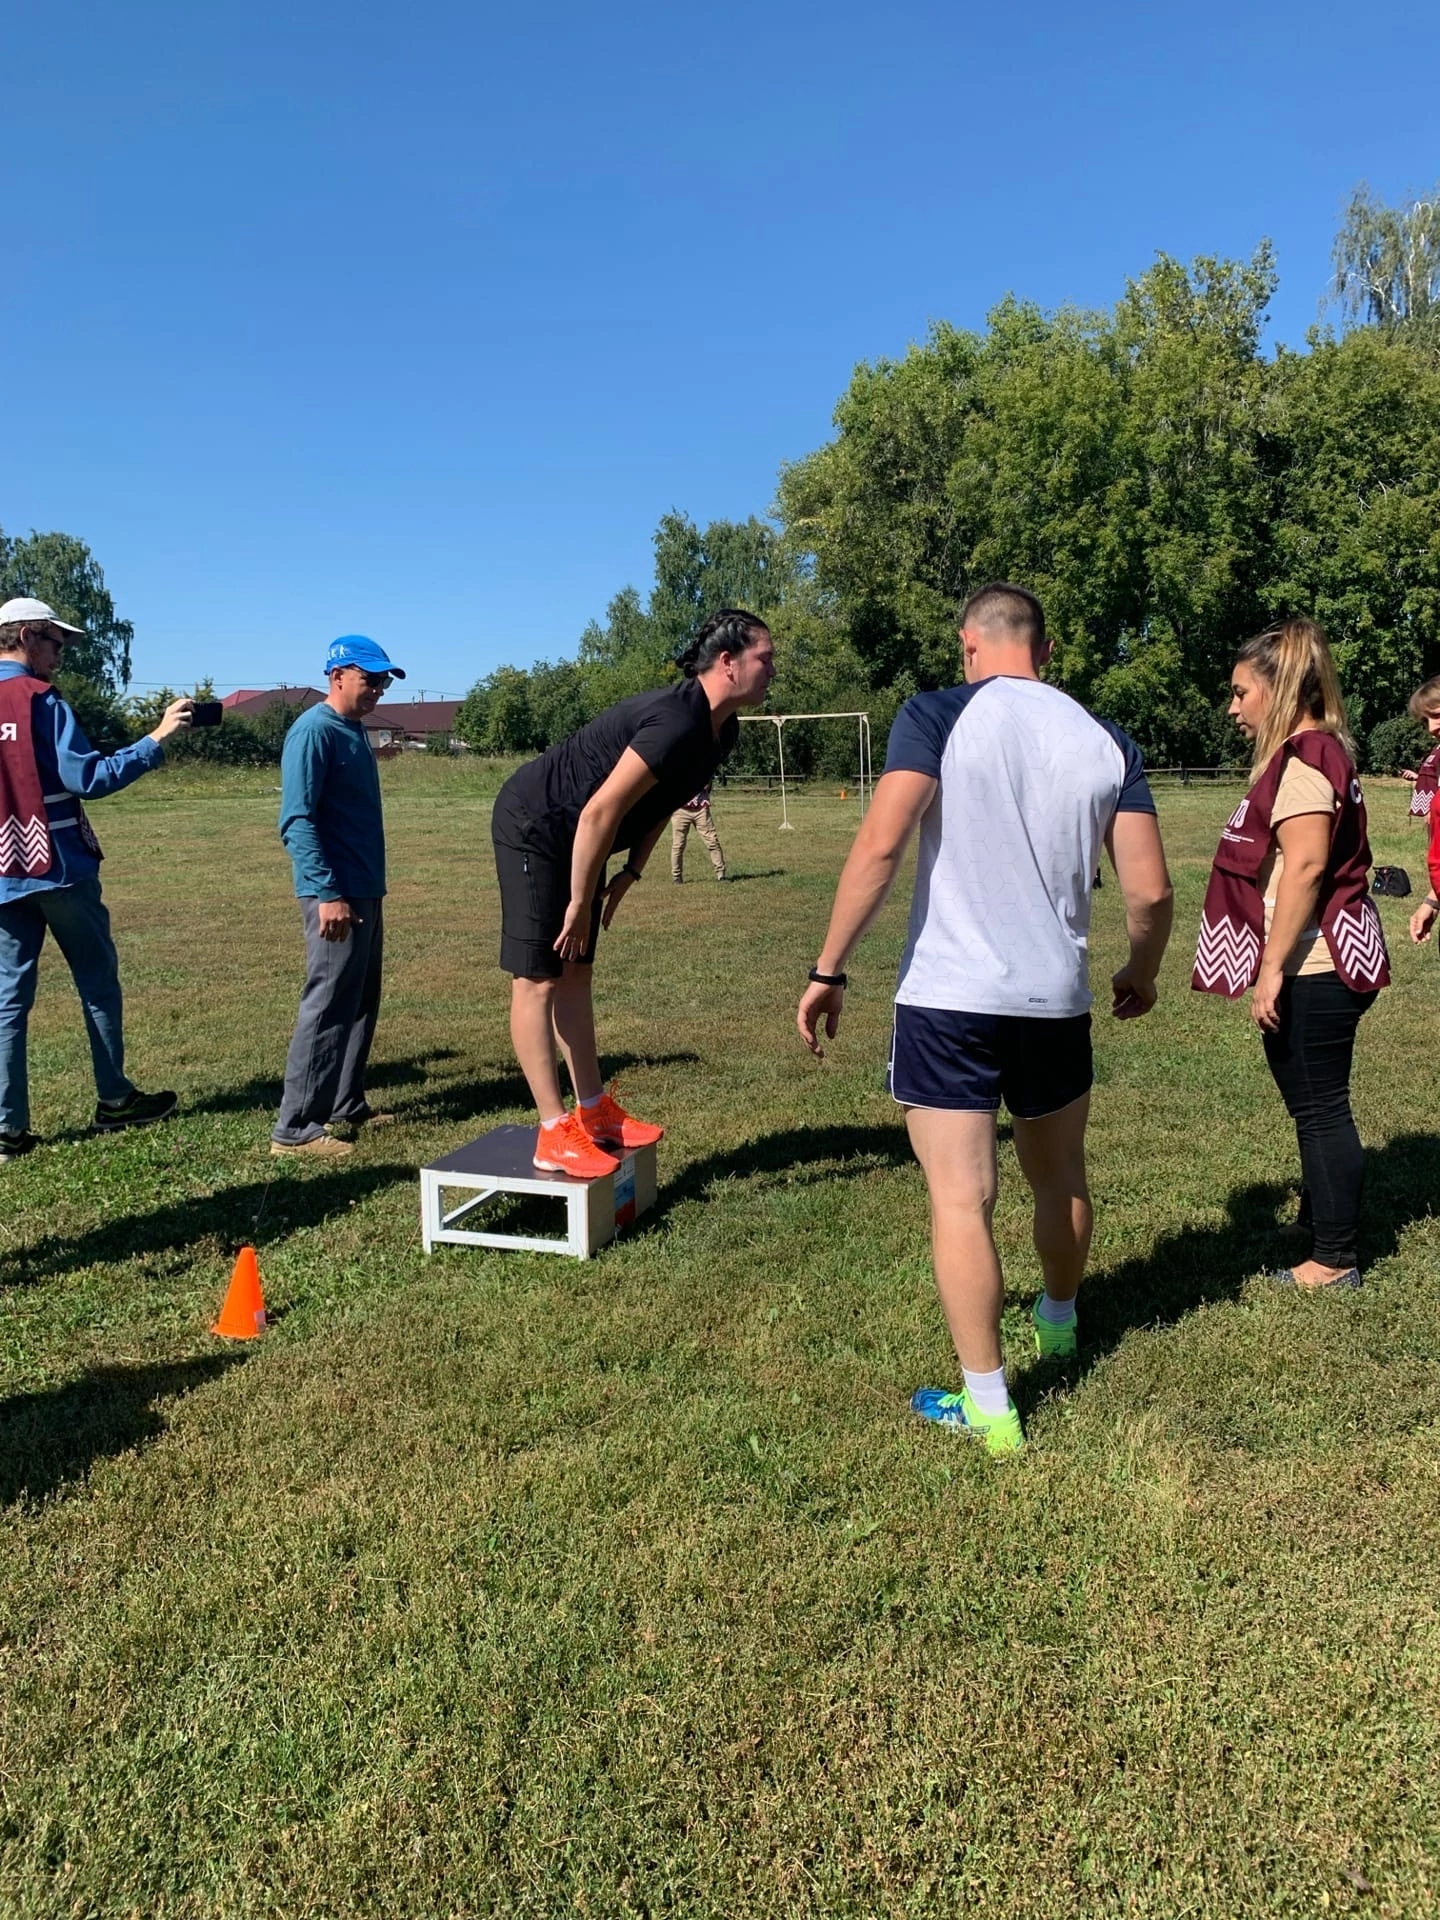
[6, 0, 1438, 697]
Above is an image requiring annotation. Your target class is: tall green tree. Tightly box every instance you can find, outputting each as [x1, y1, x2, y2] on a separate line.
[1332, 184, 1440, 342]
[0, 529, 135, 691]
[778, 247, 1279, 759]
[1265, 326, 1440, 730]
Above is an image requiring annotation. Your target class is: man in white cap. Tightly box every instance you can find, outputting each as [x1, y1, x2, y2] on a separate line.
[0, 598, 194, 1161]
[271, 635, 406, 1156]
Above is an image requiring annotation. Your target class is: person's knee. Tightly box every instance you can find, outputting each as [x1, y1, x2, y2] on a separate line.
[0, 969, 39, 1018]
[1028, 1165, 1091, 1207]
[928, 1182, 999, 1226]
[512, 973, 557, 1011]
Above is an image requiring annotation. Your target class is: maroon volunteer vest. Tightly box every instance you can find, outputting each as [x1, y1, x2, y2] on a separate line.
[1409, 744, 1439, 818]
[0, 675, 54, 879]
[1193, 730, 1389, 998]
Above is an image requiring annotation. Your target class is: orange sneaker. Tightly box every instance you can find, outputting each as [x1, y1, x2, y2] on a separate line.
[578, 1088, 664, 1151]
[533, 1111, 620, 1178]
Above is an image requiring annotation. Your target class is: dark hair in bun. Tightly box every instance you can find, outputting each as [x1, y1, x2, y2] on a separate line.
[676, 608, 768, 678]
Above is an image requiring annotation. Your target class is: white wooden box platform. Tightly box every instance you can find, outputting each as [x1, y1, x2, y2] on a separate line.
[420, 1124, 657, 1257]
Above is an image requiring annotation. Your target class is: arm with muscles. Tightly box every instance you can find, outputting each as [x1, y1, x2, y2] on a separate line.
[554, 748, 658, 959]
[1249, 811, 1330, 1031]
[1106, 811, 1175, 1017]
[52, 693, 193, 796]
[797, 771, 937, 1057]
[599, 814, 667, 930]
[1409, 804, 1440, 943]
[279, 726, 354, 941]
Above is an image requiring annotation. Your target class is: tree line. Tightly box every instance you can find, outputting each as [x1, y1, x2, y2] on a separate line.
[9, 186, 1439, 778]
[458, 185, 1440, 777]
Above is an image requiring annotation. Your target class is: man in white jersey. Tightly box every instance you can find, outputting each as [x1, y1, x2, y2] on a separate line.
[797, 584, 1173, 1454]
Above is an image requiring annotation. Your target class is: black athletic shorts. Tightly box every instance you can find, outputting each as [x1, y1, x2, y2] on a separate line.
[887, 1003, 1093, 1119]
[492, 795, 602, 979]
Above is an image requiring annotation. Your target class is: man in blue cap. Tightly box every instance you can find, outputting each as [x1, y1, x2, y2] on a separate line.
[271, 636, 404, 1156]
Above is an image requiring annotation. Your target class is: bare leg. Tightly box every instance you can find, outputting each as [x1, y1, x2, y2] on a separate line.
[551, 961, 603, 1104]
[510, 976, 565, 1123]
[904, 1106, 1003, 1372]
[1011, 1092, 1093, 1307]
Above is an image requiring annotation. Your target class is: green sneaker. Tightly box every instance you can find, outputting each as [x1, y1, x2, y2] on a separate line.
[909, 1387, 1025, 1455]
[1032, 1299, 1078, 1360]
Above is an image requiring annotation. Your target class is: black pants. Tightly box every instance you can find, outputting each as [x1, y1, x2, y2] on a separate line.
[1261, 973, 1376, 1269]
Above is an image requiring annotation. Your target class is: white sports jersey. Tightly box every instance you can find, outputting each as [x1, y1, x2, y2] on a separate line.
[885, 677, 1154, 1017]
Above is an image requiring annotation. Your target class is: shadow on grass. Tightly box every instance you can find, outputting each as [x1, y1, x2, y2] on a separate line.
[188, 1049, 464, 1118]
[185, 1049, 704, 1132]
[1, 1163, 415, 1289]
[0, 1352, 246, 1507]
[643, 1122, 916, 1232]
[1011, 1130, 1440, 1416]
[404, 1050, 703, 1130]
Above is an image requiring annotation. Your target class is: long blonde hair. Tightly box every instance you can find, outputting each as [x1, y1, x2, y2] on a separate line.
[1236, 618, 1353, 771]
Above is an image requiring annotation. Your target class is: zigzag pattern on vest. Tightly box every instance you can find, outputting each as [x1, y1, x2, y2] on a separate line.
[1410, 789, 1433, 817]
[1330, 902, 1388, 986]
[0, 813, 50, 876]
[1194, 911, 1260, 996]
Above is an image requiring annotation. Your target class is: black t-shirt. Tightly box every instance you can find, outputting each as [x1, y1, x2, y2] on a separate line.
[497, 678, 739, 856]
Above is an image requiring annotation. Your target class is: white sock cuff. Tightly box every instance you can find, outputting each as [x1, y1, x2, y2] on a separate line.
[1038, 1292, 1078, 1325]
[961, 1364, 1010, 1417]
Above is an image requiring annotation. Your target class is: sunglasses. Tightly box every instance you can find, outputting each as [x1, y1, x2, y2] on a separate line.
[351, 670, 393, 691]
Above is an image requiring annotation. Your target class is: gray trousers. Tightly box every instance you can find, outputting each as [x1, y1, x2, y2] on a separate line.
[273, 898, 384, 1143]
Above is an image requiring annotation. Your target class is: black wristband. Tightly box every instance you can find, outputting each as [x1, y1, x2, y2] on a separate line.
[622, 864, 644, 883]
[808, 966, 848, 988]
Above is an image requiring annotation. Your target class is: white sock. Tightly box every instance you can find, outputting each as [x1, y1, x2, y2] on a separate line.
[1037, 1292, 1078, 1325]
[961, 1364, 1010, 1417]
[539, 1111, 567, 1130]
[579, 1092, 604, 1111]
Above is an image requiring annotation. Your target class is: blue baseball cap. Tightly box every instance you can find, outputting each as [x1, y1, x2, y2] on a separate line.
[324, 634, 406, 679]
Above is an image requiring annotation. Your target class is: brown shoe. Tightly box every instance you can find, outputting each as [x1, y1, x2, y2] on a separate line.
[326, 1109, 396, 1141]
[270, 1134, 354, 1158]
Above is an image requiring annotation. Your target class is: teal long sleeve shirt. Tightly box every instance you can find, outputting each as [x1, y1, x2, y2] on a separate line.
[278, 704, 386, 901]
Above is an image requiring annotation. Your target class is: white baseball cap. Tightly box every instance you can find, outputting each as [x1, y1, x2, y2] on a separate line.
[0, 597, 86, 633]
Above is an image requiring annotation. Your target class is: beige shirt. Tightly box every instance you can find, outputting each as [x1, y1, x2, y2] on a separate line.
[1255, 756, 1338, 976]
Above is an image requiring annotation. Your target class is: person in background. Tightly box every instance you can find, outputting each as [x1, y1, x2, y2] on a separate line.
[1194, 619, 1388, 1291]
[0, 597, 193, 1161]
[271, 636, 404, 1158]
[1401, 675, 1440, 819]
[1407, 679, 1440, 951]
[797, 583, 1173, 1456]
[670, 783, 727, 883]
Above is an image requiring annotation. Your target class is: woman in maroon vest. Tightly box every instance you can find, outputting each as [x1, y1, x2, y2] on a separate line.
[1194, 620, 1388, 1290]
[1403, 676, 1440, 819]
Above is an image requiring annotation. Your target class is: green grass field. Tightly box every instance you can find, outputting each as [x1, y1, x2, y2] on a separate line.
[2, 758, 1438, 1918]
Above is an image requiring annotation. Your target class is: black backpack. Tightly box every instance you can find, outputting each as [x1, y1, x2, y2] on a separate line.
[1372, 866, 1412, 898]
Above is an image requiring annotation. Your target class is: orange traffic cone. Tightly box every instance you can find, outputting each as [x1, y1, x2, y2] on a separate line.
[211, 1245, 267, 1339]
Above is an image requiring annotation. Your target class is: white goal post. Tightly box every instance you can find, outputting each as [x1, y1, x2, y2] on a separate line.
[737, 712, 873, 829]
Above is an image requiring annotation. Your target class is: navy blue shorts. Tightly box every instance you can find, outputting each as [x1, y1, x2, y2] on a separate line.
[887, 1003, 1093, 1119]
